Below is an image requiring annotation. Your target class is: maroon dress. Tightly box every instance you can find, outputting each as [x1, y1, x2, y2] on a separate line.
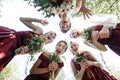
[0, 26, 33, 71]
[92, 23, 120, 56]
[24, 53, 64, 80]
[72, 53, 117, 80]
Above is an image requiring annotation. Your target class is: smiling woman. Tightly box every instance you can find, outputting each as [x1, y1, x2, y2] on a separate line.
[24, 40, 68, 80]
[0, 0, 120, 80]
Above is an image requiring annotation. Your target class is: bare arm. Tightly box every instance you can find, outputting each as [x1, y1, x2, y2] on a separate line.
[71, 60, 85, 80]
[92, 31, 107, 51]
[99, 26, 110, 39]
[30, 52, 50, 74]
[54, 68, 62, 79]
[30, 59, 50, 74]
[20, 17, 48, 35]
[86, 51, 101, 67]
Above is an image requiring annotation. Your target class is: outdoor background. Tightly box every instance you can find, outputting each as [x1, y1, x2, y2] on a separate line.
[0, 0, 120, 80]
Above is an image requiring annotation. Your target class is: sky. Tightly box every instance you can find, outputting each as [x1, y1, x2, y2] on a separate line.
[0, 0, 120, 80]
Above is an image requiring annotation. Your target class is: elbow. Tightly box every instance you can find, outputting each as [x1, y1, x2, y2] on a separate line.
[30, 69, 33, 74]
[99, 48, 107, 52]
[20, 17, 24, 22]
[30, 68, 35, 74]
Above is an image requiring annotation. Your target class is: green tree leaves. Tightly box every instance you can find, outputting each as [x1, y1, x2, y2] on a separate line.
[86, 0, 120, 20]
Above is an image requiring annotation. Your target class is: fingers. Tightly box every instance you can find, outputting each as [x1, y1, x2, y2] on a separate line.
[48, 62, 58, 71]
[80, 60, 89, 68]
[100, 33, 108, 39]
[99, 31, 110, 39]
[83, 9, 92, 19]
[52, 62, 58, 70]
[20, 46, 29, 54]
[48, 63, 54, 71]
[40, 19, 49, 26]
[77, 6, 92, 19]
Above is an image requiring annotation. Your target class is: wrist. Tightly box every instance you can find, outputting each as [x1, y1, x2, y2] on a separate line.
[81, 68, 85, 71]
[92, 39, 98, 44]
[92, 62, 95, 66]
[82, 0, 86, 5]
[47, 68, 51, 72]
[39, 19, 42, 23]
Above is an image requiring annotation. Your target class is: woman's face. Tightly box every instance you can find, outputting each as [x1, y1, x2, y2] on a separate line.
[71, 30, 82, 38]
[70, 41, 79, 53]
[59, 12, 71, 33]
[44, 31, 56, 43]
[55, 41, 67, 55]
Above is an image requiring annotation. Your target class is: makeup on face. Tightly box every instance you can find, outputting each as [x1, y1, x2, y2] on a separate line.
[45, 32, 56, 43]
[56, 41, 67, 55]
[70, 42, 79, 52]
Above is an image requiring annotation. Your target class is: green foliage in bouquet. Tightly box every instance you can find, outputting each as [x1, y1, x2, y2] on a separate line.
[15, 36, 45, 55]
[81, 28, 94, 43]
[32, 0, 61, 17]
[27, 36, 45, 53]
[49, 53, 60, 63]
[76, 55, 87, 64]
[30, 0, 73, 18]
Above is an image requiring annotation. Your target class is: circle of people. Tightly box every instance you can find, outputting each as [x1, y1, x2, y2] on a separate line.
[0, 0, 120, 80]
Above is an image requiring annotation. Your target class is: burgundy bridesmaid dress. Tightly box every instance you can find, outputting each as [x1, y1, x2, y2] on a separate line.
[24, 53, 64, 80]
[0, 26, 33, 71]
[72, 53, 117, 80]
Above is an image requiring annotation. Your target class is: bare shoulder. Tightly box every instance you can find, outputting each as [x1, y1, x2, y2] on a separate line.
[42, 51, 50, 57]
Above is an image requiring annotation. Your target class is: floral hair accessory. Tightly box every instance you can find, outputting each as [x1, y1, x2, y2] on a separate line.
[29, 0, 74, 18]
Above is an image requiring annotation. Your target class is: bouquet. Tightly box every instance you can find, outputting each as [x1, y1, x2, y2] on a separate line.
[49, 53, 61, 80]
[81, 27, 95, 43]
[29, 0, 73, 17]
[75, 55, 87, 64]
[49, 53, 60, 63]
[15, 36, 45, 55]
[75, 54, 96, 80]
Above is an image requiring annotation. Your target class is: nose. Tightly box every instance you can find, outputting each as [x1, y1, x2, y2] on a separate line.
[51, 35, 55, 39]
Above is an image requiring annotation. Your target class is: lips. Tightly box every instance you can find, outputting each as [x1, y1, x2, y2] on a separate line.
[56, 49, 61, 54]
[63, 21, 67, 23]
[47, 36, 51, 40]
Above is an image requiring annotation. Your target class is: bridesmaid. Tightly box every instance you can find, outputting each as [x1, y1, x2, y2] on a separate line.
[59, 11, 71, 33]
[70, 22, 120, 56]
[0, 17, 56, 71]
[24, 40, 68, 80]
[70, 41, 118, 80]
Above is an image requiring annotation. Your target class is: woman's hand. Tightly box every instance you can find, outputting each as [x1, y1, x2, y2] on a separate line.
[19, 46, 30, 54]
[83, 60, 94, 67]
[77, 5, 92, 19]
[52, 61, 59, 71]
[99, 26, 110, 39]
[80, 59, 88, 70]
[48, 62, 58, 71]
[48, 63, 54, 71]
[40, 19, 49, 26]
[92, 31, 99, 43]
